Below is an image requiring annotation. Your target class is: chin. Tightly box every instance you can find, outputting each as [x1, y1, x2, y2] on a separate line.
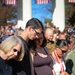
[59, 55, 62, 58]
[30, 38, 34, 40]
[30, 37, 34, 40]
[7, 58, 10, 60]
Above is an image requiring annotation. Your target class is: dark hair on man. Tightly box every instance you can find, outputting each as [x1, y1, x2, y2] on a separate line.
[26, 18, 44, 30]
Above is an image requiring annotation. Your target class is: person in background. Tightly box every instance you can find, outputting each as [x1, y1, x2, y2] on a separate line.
[30, 32, 55, 75]
[9, 18, 44, 75]
[51, 39, 69, 75]
[65, 38, 75, 75]
[0, 26, 5, 43]
[14, 28, 24, 36]
[44, 27, 55, 54]
[58, 32, 66, 40]
[10, 29, 15, 36]
[0, 36, 24, 75]
[3, 29, 10, 40]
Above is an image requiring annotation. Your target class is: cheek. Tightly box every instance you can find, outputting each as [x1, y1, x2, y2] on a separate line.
[30, 32, 36, 38]
[7, 51, 13, 56]
[57, 50, 62, 55]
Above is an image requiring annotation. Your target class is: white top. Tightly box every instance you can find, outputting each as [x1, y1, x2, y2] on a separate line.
[52, 59, 66, 75]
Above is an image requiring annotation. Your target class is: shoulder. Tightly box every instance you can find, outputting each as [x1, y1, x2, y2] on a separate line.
[0, 57, 4, 63]
[65, 50, 75, 60]
[44, 47, 49, 53]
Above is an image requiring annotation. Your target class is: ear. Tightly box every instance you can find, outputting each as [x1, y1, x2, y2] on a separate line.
[28, 26, 33, 31]
[44, 34, 46, 37]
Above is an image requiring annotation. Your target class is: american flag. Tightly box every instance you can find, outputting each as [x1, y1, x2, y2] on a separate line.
[2, 0, 16, 5]
[68, 0, 75, 3]
[35, 0, 50, 4]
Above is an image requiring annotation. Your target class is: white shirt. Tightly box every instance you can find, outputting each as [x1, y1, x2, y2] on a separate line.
[52, 59, 66, 75]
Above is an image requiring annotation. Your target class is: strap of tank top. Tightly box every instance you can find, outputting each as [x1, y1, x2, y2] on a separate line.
[43, 47, 48, 55]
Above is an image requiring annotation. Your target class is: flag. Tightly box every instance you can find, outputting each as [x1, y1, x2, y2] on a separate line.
[2, 0, 16, 5]
[68, 0, 75, 3]
[35, 0, 50, 4]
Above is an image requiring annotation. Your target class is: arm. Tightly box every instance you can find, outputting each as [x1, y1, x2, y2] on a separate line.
[30, 52, 35, 75]
[0, 68, 3, 75]
[52, 69, 56, 75]
[60, 71, 69, 75]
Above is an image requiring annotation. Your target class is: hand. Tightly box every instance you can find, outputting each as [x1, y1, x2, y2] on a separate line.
[60, 71, 69, 75]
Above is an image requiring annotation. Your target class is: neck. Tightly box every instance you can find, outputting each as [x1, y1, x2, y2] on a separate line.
[20, 30, 29, 43]
[36, 45, 42, 49]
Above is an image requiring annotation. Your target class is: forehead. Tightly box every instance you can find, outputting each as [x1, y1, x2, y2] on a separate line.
[35, 28, 43, 32]
[46, 29, 53, 34]
[61, 46, 68, 50]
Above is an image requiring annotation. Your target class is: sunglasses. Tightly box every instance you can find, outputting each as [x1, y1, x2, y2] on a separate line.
[33, 28, 42, 36]
[60, 48, 67, 53]
[13, 49, 20, 53]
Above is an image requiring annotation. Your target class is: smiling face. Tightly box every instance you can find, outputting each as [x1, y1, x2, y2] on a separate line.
[45, 28, 54, 41]
[6, 42, 21, 60]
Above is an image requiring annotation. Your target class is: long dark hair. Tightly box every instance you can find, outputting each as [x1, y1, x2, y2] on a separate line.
[28, 32, 47, 55]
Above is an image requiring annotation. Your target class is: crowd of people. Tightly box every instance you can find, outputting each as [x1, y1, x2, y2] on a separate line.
[0, 18, 75, 75]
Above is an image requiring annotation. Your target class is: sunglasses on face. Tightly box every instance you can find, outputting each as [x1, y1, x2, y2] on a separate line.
[60, 48, 67, 53]
[13, 49, 20, 53]
[33, 28, 42, 36]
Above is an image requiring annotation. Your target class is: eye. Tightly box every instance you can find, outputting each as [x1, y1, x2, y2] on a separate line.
[13, 49, 18, 52]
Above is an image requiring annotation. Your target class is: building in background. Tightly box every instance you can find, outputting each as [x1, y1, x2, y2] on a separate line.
[1, 0, 75, 31]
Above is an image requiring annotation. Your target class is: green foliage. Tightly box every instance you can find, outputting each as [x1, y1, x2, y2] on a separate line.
[44, 18, 52, 24]
[65, 1, 75, 26]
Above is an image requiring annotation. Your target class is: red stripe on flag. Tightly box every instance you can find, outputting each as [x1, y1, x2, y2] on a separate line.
[35, 0, 50, 4]
[68, 0, 75, 3]
[4, 0, 16, 5]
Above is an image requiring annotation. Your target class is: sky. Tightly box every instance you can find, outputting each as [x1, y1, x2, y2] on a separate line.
[32, 0, 52, 26]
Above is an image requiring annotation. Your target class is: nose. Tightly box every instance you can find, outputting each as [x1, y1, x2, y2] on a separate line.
[14, 52, 18, 56]
[35, 35, 39, 38]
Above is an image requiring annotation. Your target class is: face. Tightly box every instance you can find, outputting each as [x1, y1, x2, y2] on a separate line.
[29, 27, 43, 40]
[45, 29, 54, 41]
[6, 42, 21, 60]
[34, 34, 44, 46]
[56, 46, 68, 57]
[59, 34, 66, 40]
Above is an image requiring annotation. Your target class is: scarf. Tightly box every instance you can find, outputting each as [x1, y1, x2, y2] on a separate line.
[52, 50, 64, 73]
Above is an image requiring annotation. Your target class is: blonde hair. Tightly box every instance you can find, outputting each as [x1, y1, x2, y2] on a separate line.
[0, 36, 24, 61]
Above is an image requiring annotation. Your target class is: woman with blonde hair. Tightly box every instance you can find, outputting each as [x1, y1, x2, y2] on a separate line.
[0, 36, 24, 75]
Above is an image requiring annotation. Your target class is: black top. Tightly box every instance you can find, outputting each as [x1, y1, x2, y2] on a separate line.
[8, 36, 31, 75]
[0, 57, 12, 75]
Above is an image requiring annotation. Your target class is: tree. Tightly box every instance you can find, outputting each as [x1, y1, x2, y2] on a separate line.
[0, 1, 17, 26]
[65, 0, 75, 26]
